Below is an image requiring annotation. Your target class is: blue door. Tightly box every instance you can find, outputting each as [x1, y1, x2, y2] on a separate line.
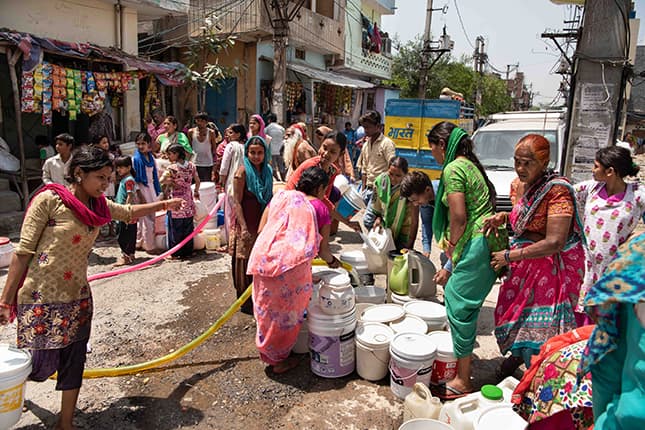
[206, 78, 237, 129]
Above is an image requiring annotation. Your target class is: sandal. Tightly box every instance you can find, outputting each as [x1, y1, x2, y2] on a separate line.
[430, 383, 473, 400]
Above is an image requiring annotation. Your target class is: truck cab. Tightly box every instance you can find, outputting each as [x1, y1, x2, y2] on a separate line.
[472, 111, 566, 212]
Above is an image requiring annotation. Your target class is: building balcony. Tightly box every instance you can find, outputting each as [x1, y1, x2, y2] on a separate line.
[188, 0, 344, 55]
[362, 0, 395, 15]
[339, 50, 392, 80]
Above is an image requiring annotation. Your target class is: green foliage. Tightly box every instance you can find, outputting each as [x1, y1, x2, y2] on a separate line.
[386, 37, 514, 116]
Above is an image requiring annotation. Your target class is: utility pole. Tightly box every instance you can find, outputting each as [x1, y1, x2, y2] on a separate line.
[263, 0, 306, 124]
[418, 0, 433, 99]
[473, 36, 486, 107]
[563, 0, 631, 182]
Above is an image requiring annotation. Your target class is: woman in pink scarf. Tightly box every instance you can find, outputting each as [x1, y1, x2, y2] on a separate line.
[248, 114, 271, 144]
[0, 147, 182, 430]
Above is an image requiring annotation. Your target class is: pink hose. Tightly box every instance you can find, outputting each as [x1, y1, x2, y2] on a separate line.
[88, 198, 225, 282]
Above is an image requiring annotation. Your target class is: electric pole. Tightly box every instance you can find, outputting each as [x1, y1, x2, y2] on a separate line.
[563, 0, 632, 182]
[473, 36, 486, 107]
[263, 0, 306, 124]
[418, 0, 434, 99]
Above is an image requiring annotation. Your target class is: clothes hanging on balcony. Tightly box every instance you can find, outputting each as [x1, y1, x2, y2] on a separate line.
[371, 23, 382, 54]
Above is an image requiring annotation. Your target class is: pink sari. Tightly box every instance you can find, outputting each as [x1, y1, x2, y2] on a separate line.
[495, 175, 585, 362]
[248, 190, 320, 364]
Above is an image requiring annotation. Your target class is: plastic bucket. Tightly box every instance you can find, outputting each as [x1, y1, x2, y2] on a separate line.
[0, 345, 32, 429]
[399, 418, 455, 430]
[333, 174, 350, 194]
[354, 286, 386, 304]
[390, 314, 428, 335]
[404, 301, 447, 332]
[154, 211, 167, 235]
[308, 304, 356, 378]
[194, 182, 217, 212]
[340, 250, 370, 275]
[336, 185, 365, 218]
[0, 237, 14, 268]
[203, 229, 221, 252]
[361, 304, 405, 325]
[426, 331, 457, 385]
[356, 322, 394, 381]
[389, 333, 437, 399]
[391, 292, 415, 306]
[475, 405, 527, 430]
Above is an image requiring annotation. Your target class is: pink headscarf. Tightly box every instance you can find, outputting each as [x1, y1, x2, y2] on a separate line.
[248, 114, 267, 139]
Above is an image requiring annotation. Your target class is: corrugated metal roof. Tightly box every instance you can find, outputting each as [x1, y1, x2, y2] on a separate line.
[288, 62, 374, 89]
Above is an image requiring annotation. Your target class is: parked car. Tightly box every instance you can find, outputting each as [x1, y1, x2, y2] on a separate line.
[472, 110, 566, 212]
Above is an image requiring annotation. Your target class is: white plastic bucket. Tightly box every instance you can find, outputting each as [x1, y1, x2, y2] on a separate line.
[356, 322, 394, 381]
[203, 228, 221, 252]
[361, 304, 405, 325]
[390, 314, 428, 335]
[404, 301, 447, 332]
[0, 345, 32, 429]
[391, 292, 415, 306]
[194, 182, 217, 212]
[399, 418, 455, 430]
[154, 234, 167, 250]
[426, 331, 457, 385]
[354, 286, 386, 304]
[333, 174, 350, 194]
[308, 304, 356, 378]
[389, 333, 437, 399]
[475, 405, 527, 430]
[0, 237, 14, 268]
[340, 250, 370, 275]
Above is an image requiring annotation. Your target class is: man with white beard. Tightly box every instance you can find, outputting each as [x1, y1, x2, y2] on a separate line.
[283, 124, 316, 180]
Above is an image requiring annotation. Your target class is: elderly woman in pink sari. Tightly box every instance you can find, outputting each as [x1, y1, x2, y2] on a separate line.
[248, 167, 339, 373]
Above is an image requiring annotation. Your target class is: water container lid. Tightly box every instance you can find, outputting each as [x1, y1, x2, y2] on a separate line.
[199, 181, 216, 191]
[361, 304, 405, 324]
[480, 385, 503, 401]
[391, 292, 414, 302]
[475, 405, 528, 430]
[0, 237, 10, 246]
[340, 250, 368, 264]
[403, 301, 447, 322]
[311, 267, 346, 283]
[389, 314, 428, 334]
[390, 333, 437, 360]
[426, 331, 454, 354]
[357, 322, 394, 347]
[0, 344, 31, 376]
[327, 272, 351, 287]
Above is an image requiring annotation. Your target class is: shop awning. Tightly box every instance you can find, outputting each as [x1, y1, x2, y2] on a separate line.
[288, 62, 374, 89]
[0, 28, 187, 86]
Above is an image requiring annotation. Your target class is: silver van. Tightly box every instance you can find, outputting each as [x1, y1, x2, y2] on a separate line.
[472, 111, 566, 212]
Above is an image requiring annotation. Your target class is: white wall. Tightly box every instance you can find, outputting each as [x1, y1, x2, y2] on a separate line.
[0, 0, 142, 138]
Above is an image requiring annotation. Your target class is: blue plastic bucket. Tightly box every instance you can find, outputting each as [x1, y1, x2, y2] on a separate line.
[337, 195, 360, 218]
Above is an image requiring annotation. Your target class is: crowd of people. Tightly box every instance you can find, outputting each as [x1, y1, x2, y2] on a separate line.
[1, 108, 643, 429]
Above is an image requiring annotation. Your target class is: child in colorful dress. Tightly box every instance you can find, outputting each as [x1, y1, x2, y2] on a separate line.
[161, 144, 199, 258]
[574, 145, 645, 325]
[114, 156, 140, 266]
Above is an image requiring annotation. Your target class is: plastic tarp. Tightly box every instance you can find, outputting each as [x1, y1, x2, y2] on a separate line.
[0, 28, 187, 86]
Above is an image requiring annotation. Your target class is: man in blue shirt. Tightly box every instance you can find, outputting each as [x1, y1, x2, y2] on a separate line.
[343, 122, 359, 168]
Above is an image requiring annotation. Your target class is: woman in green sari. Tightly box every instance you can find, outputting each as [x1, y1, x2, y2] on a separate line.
[363, 156, 418, 250]
[429, 121, 508, 400]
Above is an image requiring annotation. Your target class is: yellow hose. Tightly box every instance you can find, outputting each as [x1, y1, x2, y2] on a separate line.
[80, 285, 252, 378]
[70, 259, 353, 378]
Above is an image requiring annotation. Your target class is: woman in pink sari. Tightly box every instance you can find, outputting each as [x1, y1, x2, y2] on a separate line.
[248, 167, 338, 373]
[484, 134, 585, 377]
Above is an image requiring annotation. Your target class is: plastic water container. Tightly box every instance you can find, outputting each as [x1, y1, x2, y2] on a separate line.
[389, 333, 437, 400]
[337, 184, 365, 218]
[361, 303, 405, 325]
[354, 286, 386, 304]
[340, 250, 370, 275]
[203, 229, 221, 252]
[308, 304, 356, 378]
[496, 376, 520, 402]
[439, 385, 506, 430]
[404, 382, 443, 422]
[426, 331, 458, 385]
[355, 322, 394, 381]
[154, 211, 167, 235]
[333, 174, 350, 194]
[399, 419, 455, 430]
[194, 182, 217, 212]
[0, 237, 14, 268]
[390, 314, 428, 335]
[318, 272, 355, 315]
[193, 233, 206, 250]
[154, 234, 167, 250]
[391, 292, 416, 306]
[404, 301, 448, 332]
[474, 405, 527, 430]
[0, 345, 32, 429]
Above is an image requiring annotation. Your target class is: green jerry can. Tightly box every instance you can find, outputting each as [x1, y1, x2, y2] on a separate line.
[388, 253, 409, 296]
